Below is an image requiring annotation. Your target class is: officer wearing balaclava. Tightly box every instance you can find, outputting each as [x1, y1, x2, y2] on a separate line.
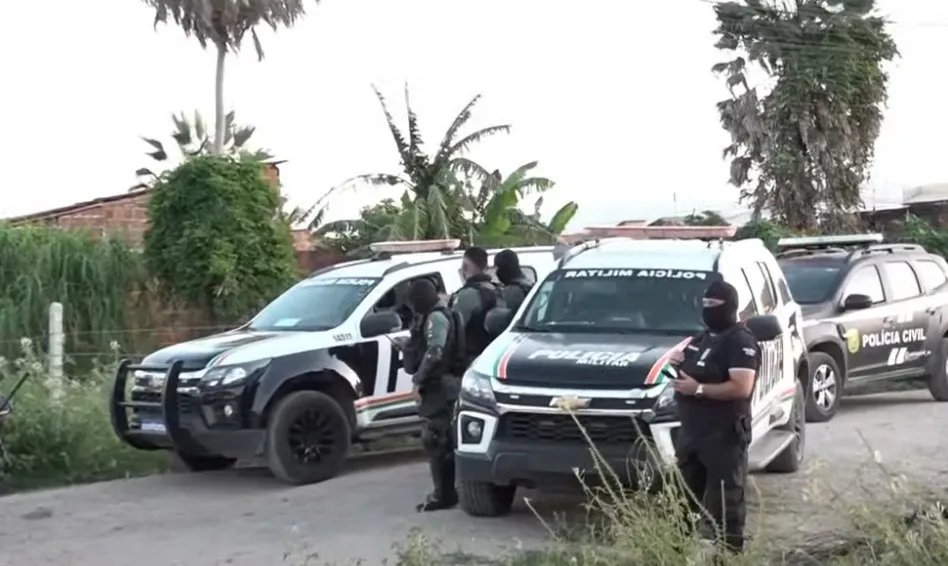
[667, 279, 761, 553]
[403, 278, 462, 512]
[493, 249, 533, 313]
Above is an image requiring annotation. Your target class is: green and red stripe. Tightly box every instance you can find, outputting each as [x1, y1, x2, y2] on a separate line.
[644, 337, 693, 385]
[493, 334, 528, 380]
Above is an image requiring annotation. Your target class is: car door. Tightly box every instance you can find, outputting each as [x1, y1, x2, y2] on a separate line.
[912, 257, 948, 366]
[836, 264, 888, 381]
[878, 260, 932, 375]
[360, 271, 449, 398]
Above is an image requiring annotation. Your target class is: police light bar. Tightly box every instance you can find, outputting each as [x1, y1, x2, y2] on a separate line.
[369, 239, 461, 254]
[583, 225, 737, 240]
[776, 234, 883, 249]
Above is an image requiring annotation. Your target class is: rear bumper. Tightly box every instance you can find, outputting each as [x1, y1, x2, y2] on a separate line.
[110, 360, 265, 459]
[455, 408, 681, 489]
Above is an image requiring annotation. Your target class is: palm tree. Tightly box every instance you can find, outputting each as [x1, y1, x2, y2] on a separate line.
[132, 110, 272, 189]
[141, 0, 317, 154]
[320, 85, 511, 240]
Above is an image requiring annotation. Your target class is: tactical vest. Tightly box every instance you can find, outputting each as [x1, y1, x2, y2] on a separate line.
[410, 306, 466, 376]
[454, 274, 502, 363]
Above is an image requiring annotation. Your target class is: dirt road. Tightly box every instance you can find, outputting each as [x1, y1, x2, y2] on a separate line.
[1, 390, 946, 566]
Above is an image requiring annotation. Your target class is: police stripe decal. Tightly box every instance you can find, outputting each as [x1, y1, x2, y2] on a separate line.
[494, 334, 528, 380]
[354, 391, 414, 411]
[644, 337, 693, 385]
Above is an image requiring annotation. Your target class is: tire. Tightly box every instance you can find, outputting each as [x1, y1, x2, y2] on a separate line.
[172, 452, 237, 472]
[927, 337, 948, 401]
[766, 381, 806, 474]
[804, 352, 842, 422]
[265, 391, 351, 485]
[458, 480, 516, 517]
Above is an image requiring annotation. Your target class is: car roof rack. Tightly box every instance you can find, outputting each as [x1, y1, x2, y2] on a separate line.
[849, 243, 927, 260]
[776, 234, 928, 260]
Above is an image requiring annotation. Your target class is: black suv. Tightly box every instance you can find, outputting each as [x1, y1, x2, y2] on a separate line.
[777, 235, 948, 422]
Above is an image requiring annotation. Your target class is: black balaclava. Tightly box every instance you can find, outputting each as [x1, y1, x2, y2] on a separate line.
[493, 249, 522, 285]
[408, 278, 439, 314]
[702, 279, 739, 333]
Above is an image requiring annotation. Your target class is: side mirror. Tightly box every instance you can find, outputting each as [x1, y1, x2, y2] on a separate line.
[484, 307, 514, 338]
[360, 311, 403, 338]
[745, 314, 782, 342]
[842, 293, 872, 311]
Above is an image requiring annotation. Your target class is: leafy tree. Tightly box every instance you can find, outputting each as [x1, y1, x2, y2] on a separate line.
[133, 110, 272, 189]
[141, 0, 318, 154]
[902, 215, 948, 259]
[712, 0, 897, 231]
[144, 155, 297, 322]
[317, 86, 510, 240]
[734, 219, 794, 251]
[682, 210, 729, 226]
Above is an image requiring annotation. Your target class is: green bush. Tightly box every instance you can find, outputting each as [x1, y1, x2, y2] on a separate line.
[0, 224, 147, 362]
[144, 155, 298, 323]
[901, 215, 948, 259]
[0, 340, 166, 491]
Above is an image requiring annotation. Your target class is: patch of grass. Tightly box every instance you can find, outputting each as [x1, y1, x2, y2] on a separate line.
[0, 340, 166, 492]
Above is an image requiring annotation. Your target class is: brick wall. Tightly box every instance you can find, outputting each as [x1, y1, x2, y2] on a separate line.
[54, 192, 151, 247]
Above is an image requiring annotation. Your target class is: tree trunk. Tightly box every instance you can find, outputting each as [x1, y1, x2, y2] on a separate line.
[213, 43, 227, 155]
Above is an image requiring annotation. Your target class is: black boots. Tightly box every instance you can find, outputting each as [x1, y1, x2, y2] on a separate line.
[416, 454, 457, 512]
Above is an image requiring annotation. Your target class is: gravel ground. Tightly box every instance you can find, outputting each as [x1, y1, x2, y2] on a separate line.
[1, 390, 945, 566]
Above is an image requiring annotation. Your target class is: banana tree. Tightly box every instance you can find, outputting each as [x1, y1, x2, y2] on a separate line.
[307, 85, 510, 240]
[473, 162, 577, 247]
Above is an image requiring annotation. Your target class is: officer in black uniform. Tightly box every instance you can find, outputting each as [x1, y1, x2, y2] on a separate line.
[669, 279, 761, 553]
[493, 249, 533, 313]
[449, 247, 502, 365]
[401, 278, 463, 512]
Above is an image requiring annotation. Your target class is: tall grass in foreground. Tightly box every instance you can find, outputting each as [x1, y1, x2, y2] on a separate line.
[370, 414, 948, 566]
[0, 224, 148, 364]
[0, 340, 166, 492]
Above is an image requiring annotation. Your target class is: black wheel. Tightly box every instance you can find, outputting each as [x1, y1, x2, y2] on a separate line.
[266, 391, 351, 485]
[766, 381, 806, 474]
[458, 480, 516, 517]
[927, 337, 948, 401]
[172, 452, 237, 472]
[804, 352, 842, 422]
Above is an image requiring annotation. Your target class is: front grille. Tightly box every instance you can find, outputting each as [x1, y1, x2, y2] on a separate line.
[130, 389, 195, 415]
[498, 413, 641, 444]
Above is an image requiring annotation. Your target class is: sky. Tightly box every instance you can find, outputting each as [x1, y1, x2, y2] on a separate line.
[3, 0, 948, 231]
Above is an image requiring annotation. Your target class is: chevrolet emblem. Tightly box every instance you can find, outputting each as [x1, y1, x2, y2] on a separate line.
[550, 395, 592, 411]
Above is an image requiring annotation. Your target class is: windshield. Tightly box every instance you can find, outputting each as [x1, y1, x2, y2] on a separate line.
[516, 268, 715, 335]
[249, 277, 380, 331]
[781, 262, 843, 304]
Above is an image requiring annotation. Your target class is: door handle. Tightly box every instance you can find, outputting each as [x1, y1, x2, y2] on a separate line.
[926, 307, 937, 315]
[883, 316, 895, 325]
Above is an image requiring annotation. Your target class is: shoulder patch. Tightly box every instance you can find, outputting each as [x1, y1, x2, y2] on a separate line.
[742, 347, 757, 357]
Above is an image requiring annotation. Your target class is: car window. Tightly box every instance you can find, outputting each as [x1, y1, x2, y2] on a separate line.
[371, 273, 446, 330]
[518, 268, 713, 335]
[249, 277, 380, 331]
[762, 262, 792, 304]
[843, 266, 885, 304]
[735, 270, 759, 320]
[915, 260, 948, 291]
[781, 261, 844, 304]
[745, 262, 777, 312]
[884, 261, 921, 301]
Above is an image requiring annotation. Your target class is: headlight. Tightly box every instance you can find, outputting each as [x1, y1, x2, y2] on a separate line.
[652, 383, 678, 421]
[201, 359, 271, 388]
[460, 369, 496, 407]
